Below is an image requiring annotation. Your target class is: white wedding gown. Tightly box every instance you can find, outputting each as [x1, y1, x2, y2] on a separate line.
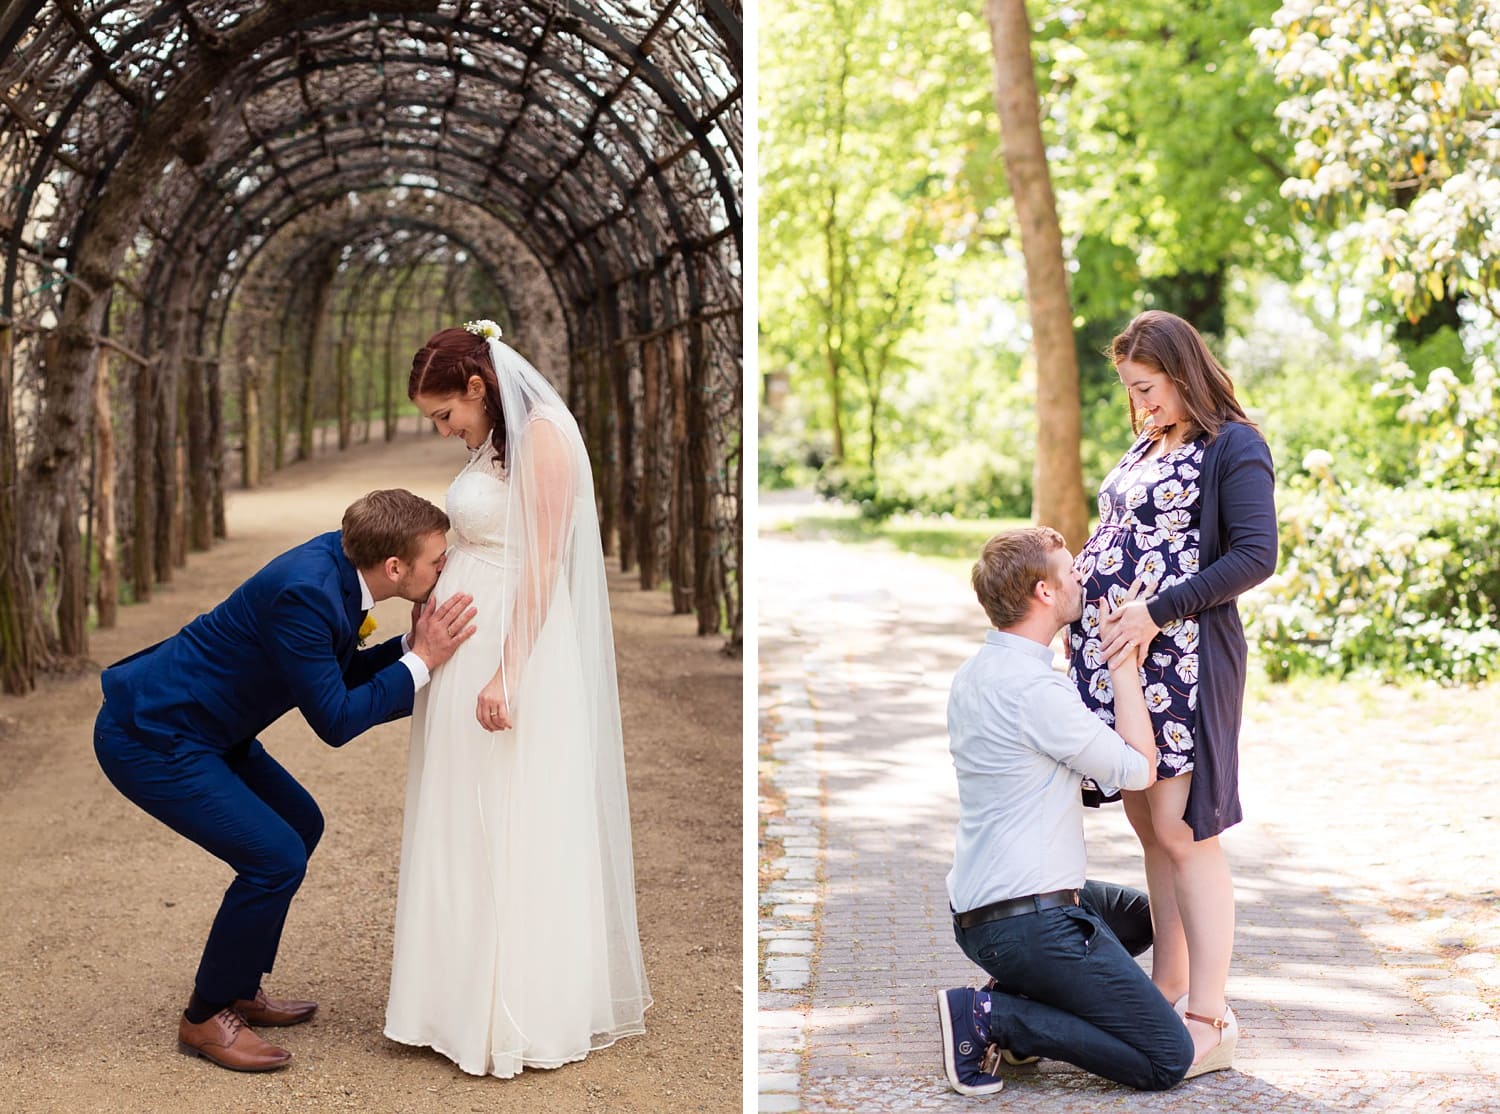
[385, 437, 650, 1076]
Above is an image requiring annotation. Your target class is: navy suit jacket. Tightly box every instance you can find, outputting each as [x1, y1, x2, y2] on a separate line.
[100, 531, 416, 753]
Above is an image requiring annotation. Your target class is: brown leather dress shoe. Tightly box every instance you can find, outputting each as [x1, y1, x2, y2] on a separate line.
[177, 1008, 291, 1072]
[231, 987, 319, 1027]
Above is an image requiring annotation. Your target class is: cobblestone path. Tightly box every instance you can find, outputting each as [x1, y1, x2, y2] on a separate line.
[759, 508, 1500, 1113]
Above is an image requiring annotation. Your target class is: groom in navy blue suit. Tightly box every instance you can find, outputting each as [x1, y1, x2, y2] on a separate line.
[94, 489, 477, 1072]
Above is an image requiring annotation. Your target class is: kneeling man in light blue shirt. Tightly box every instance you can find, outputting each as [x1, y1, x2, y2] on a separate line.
[937, 527, 1193, 1095]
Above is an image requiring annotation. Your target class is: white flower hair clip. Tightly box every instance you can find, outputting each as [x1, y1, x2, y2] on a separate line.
[463, 319, 503, 340]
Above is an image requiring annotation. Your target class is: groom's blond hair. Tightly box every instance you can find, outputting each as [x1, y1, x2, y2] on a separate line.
[341, 489, 449, 568]
[972, 527, 1066, 629]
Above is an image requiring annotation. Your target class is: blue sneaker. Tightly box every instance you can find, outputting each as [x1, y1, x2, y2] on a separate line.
[936, 987, 1004, 1096]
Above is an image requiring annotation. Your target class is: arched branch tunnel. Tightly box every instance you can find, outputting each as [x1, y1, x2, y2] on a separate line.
[0, 0, 743, 692]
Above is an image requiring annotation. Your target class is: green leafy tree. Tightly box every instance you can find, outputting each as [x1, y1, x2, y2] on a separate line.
[759, 0, 995, 482]
[1026, 0, 1296, 364]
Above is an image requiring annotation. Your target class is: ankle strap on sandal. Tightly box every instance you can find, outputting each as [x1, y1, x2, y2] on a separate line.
[1184, 1011, 1229, 1030]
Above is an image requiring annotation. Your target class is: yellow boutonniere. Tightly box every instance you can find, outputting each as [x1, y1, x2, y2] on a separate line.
[358, 613, 378, 646]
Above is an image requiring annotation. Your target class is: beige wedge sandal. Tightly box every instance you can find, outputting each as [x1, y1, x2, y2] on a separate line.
[1182, 1006, 1238, 1078]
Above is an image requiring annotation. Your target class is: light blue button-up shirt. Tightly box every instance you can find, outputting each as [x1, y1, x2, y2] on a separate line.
[945, 630, 1151, 914]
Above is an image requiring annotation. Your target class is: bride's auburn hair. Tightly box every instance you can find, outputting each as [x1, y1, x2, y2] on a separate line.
[1110, 310, 1255, 442]
[408, 327, 508, 463]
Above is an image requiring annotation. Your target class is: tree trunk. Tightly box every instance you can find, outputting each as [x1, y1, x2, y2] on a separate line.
[0, 323, 37, 693]
[336, 335, 351, 451]
[686, 321, 721, 635]
[272, 338, 287, 470]
[667, 329, 694, 615]
[729, 402, 743, 654]
[173, 435, 188, 567]
[23, 323, 97, 635]
[384, 272, 414, 442]
[131, 353, 154, 602]
[56, 503, 87, 656]
[186, 356, 212, 551]
[299, 261, 337, 462]
[153, 284, 188, 583]
[207, 355, 226, 539]
[242, 352, 262, 488]
[593, 349, 618, 559]
[606, 290, 637, 573]
[93, 347, 118, 629]
[637, 335, 662, 590]
[986, 0, 1088, 549]
[822, 215, 847, 463]
[820, 28, 852, 464]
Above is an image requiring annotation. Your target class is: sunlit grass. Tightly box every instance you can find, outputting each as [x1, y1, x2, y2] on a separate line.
[768, 504, 1030, 579]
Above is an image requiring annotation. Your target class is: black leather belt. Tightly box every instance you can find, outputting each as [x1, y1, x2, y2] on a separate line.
[953, 888, 1081, 929]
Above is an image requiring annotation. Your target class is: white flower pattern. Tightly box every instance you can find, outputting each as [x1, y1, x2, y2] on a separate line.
[1162, 721, 1194, 753]
[1067, 431, 1204, 787]
[1176, 654, 1199, 684]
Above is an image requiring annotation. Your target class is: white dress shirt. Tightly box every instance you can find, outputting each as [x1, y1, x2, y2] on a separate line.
[945, 630, 1151, 914]
[356, 572, 431, 691]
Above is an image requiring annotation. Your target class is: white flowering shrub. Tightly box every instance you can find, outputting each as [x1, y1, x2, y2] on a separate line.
[1380, 355, 1500, 486]
[1244, 465, 1500, 684]
[1252, 0, 1500, 322]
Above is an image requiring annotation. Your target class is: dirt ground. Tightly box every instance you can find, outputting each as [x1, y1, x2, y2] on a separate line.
[0, 430, 741, 1114]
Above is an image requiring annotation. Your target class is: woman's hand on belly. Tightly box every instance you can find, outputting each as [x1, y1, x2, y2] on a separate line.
[1100, 578, 1157, 667]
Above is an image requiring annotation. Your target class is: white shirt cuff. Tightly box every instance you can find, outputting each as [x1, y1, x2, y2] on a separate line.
[400, 650, 430, 691]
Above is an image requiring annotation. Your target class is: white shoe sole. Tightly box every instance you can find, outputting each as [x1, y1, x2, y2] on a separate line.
[936, 990, 1003, 1096]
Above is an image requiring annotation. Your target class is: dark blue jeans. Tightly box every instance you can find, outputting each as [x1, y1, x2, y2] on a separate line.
[955, 879, 1192, 1091]
[94, 704, 324, 1005]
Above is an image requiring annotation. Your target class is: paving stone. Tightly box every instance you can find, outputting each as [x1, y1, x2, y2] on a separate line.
[768, 938, 815, 954]
[759, 1071, 800, 1093]
[759, 1052, 802, 1074]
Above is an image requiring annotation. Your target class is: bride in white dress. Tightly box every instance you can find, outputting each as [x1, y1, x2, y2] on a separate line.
[385, 320, 650, 1077]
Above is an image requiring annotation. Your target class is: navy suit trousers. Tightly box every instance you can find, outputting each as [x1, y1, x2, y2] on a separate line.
[955, 879, 1193, 1091]
[94, 703, 324, 1004]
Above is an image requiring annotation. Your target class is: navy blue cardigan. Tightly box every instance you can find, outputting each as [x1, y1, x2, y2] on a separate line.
[1144, 420, 1278, 839]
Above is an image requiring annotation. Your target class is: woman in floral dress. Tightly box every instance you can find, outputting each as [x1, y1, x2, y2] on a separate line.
[1068, 311, 1277, 1078]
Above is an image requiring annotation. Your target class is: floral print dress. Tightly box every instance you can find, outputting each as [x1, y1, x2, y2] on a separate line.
[1068, 431, 1205, 784]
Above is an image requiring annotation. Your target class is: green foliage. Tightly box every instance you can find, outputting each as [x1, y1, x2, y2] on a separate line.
[1245, 474, 1500, 684]
[760, 0, 1298, 493]
[1034, 0, 1297, 333]
[1226, 290, 1426, 487]
[759, 0, 995, 476]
